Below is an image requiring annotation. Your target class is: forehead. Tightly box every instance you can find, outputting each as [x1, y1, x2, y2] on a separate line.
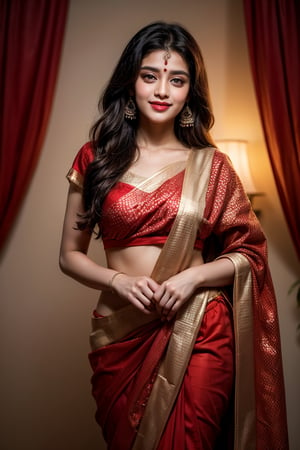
[141, 50, 189, 72]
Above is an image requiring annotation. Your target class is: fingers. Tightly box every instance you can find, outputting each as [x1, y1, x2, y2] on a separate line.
[153, 287, 176, 320]
[113, 273, 189, 319]
[128, 286, 154, 312]
[153, 280, 190, 321]
[120, 276, 158, 314]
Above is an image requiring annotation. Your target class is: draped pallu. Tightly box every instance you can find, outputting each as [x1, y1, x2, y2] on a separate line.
[78, 145, 288, 449]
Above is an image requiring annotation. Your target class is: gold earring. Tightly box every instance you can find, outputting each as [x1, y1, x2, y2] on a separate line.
[179, 105, 194, 127]
[124, 97, 137, 120]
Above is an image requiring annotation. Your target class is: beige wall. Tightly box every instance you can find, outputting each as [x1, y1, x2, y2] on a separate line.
[1, 0, 299, 449]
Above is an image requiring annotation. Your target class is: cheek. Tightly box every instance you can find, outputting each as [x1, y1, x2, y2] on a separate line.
[174, 89, 189, 105]
[134, 81, 150, 99]
[172, 82, 190, 100]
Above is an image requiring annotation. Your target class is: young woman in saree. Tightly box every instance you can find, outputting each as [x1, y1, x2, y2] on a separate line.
[60, 22, 288, 449]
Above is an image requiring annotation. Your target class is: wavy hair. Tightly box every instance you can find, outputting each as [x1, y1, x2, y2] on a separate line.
[79, 21, 215, 235]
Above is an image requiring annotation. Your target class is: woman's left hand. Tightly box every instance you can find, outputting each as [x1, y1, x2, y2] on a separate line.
[152, 258, 235, 321]
[152, 268, 198, 321]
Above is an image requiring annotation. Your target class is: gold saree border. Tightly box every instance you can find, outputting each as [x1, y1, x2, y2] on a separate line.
[66, 167, 83, 190]
[90, 306, 158, 349]
[218, 253, 256, 450]
[151, 148, 215, 283]
[120, 159, 187, 192]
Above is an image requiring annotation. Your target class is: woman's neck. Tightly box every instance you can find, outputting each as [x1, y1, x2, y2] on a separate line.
[136, 122, 181, 151]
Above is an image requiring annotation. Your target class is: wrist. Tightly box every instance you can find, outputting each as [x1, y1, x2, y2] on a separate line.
[109, 271, 125, 292]
[190, 266, 205, 289]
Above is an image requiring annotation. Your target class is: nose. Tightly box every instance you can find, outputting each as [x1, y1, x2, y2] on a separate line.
[154, 78, 169, 98]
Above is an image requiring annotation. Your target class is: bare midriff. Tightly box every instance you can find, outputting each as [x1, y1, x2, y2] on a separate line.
[96, 245, 204, 315]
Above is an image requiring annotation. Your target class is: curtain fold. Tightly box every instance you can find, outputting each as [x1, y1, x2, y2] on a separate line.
[0, 0, 69, 251]
[243, 0, 300, 259]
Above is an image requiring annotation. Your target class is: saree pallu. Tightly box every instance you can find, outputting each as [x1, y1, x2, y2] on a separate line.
[86, 147, 288, 449]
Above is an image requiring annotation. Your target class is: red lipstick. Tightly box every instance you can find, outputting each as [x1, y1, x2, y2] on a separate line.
[149, 101, 171, 111]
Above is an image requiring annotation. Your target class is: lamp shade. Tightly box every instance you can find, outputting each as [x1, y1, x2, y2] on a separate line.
[216, 140, 258, 194]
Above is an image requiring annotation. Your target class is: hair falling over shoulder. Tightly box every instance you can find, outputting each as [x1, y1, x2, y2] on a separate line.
[78, 21, 215, 237]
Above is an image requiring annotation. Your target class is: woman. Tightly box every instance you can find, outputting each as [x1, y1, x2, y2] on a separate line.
[60, 22, 288, 449]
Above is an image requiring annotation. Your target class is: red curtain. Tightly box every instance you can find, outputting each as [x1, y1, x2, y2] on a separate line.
[0, 0, 69, 251]
[243, 0, 300, 259]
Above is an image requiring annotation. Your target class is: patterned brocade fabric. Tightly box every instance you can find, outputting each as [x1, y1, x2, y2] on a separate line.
[201, 151, 289, 449]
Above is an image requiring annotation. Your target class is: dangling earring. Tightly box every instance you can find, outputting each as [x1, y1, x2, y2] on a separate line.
[179, 104, 194, 127]
[124, 97, 137, 120]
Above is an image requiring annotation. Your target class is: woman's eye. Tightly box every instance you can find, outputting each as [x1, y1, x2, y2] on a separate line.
[142, 74, 156, 82]
[171, 78, 185, 86]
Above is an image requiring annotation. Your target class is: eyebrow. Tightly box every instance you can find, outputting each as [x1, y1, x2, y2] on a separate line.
[140, 65, 190, 78]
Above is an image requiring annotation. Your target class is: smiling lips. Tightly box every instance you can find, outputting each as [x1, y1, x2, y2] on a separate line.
[149, 101, 172, 111]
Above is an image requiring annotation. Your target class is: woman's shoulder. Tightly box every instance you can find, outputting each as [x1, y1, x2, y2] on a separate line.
[71, 141, 95, 173]
[193, 146, 238, 192]
[209, 146, 235, 172]
[75, 141, 94, 162]
[66, 142, 95, 189]
[194, 146, 232, 169]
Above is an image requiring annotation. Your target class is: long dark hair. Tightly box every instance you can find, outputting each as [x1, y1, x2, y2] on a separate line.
[79, 21, 215, 236]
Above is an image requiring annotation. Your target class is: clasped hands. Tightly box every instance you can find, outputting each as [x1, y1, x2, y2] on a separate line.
[112, 269, 197, 321]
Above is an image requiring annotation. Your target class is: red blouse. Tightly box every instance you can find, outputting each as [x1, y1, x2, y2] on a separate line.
[67, 142, 204, 250]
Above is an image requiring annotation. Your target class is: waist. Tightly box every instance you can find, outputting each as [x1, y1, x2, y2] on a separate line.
[98, 245, 204, 315]
[105, 245, 204, 277]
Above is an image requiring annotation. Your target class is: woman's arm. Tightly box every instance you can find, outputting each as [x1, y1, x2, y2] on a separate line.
[152, 258, 235, 320]
[59, 184, 117, 290]
[59, 184, 158, 312]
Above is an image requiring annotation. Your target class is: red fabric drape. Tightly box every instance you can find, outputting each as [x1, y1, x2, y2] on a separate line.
[243, 0, 300, 259]
[0, 0, 69, 251]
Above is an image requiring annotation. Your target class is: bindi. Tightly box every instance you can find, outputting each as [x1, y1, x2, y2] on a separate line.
[163, 48, 171, 71]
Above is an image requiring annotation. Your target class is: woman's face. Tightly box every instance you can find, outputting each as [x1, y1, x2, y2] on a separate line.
[134, 50, 190, 126]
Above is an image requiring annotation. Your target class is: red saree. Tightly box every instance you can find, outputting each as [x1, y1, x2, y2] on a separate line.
[68, 144, 288, 449]
[89, 296, 234, 450]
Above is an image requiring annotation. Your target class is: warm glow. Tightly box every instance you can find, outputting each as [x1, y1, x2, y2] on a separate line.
[216, 140, 258, 194]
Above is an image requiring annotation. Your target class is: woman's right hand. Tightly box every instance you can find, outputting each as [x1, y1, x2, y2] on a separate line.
[111, 273, 159, 314]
